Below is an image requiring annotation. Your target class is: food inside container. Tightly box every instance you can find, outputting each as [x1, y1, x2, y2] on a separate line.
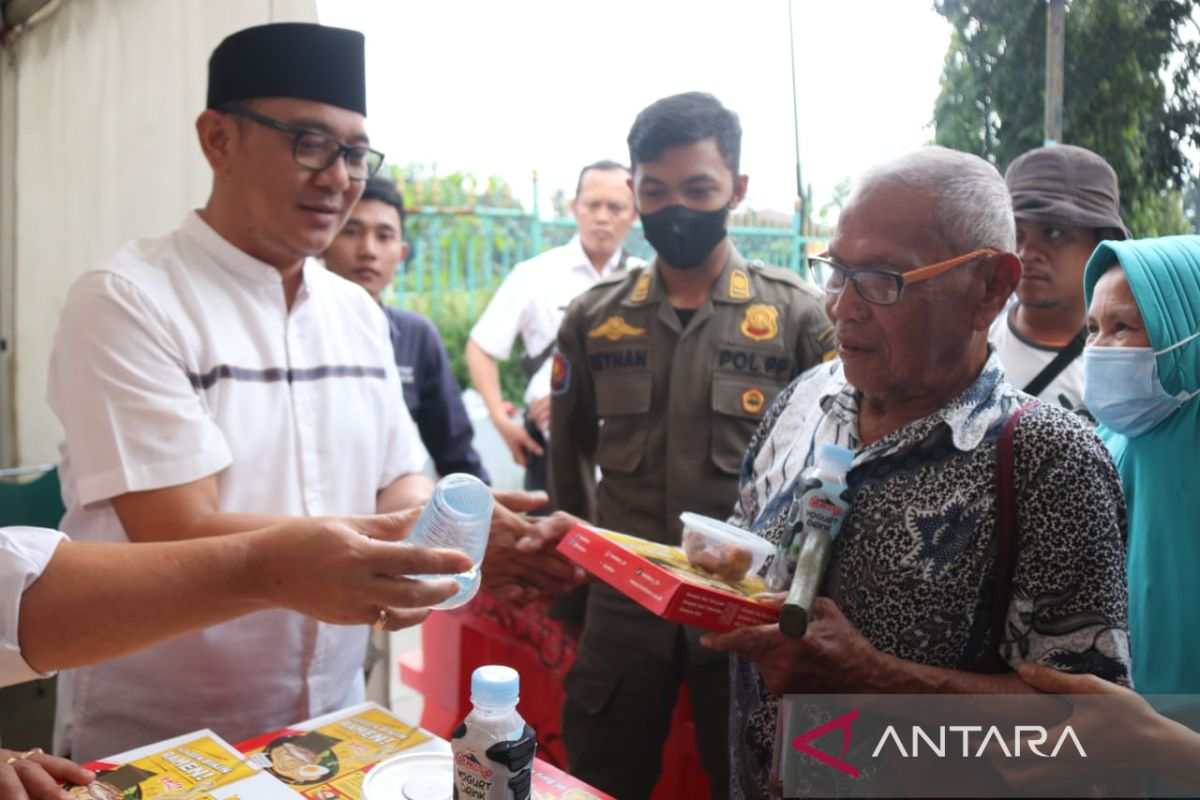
[679, 512, 773, 583]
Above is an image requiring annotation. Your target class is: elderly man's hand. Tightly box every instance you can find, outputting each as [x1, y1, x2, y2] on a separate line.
[0, 747, 95, 800]
[700, 597, 884, 695]
[481, 490, 587, 603]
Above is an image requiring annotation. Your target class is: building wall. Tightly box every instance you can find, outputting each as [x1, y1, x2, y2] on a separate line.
[0, 0, 318, 467]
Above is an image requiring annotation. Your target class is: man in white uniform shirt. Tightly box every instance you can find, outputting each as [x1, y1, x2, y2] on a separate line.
[44, 23, 582, 759]
[466, 161, 638, 496]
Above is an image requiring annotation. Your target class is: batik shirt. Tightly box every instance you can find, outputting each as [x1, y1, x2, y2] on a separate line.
[728, 353, 1131, 799]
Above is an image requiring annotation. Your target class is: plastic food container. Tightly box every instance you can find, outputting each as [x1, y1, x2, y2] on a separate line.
[679, 512, 774, 583]
[362, 751, 452, 800]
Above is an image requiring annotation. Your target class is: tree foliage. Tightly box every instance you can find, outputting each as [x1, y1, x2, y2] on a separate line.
[385, 164, 530, 402]
[933, 0, 1200, 236]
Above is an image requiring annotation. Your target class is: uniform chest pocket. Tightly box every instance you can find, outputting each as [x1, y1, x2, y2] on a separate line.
[594, 372, 651, 473]
[711, 376, 782, 474]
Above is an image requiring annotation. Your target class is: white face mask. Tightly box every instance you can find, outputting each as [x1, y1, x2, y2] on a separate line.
[1083, 330, 1200, 437]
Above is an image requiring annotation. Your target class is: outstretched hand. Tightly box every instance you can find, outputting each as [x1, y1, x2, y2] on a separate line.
[480, 490, 586, 602]
[253, 513, 472, 631]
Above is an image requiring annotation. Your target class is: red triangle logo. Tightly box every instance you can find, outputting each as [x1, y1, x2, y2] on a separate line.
[791, 708, 860, 778]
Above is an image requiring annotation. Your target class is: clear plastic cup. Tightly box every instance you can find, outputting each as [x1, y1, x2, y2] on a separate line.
[407, 473, 493, 610]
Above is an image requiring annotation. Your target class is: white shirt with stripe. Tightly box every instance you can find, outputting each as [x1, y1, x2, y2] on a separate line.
[46, 211, 427, 759]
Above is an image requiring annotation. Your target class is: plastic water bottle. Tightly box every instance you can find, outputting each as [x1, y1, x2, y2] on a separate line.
[407, 473, 493, 610]
[451, 665, 536, 800]
[766, 443, 854, 595]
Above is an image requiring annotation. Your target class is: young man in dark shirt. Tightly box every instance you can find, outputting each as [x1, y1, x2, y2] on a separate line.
[325, 176, 489, 481]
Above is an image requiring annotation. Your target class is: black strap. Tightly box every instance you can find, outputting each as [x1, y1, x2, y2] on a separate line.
[1022, 329, 1086, 397]
[978, 400, 1040, 673]
[518, 249, 631, 379]
[519, 341, 559, 380]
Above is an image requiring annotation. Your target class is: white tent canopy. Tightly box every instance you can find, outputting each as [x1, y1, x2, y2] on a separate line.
[0, 0, 318, 467]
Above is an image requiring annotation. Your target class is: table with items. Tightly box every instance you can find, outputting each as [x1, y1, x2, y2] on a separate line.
[64, 702, 612, 800]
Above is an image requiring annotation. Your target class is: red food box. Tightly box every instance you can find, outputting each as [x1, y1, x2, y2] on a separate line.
[556, 523, 779, 633]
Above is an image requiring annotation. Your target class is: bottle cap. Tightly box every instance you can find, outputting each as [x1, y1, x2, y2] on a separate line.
[471, 665, 519, 706]
[818, 443, 854, 479]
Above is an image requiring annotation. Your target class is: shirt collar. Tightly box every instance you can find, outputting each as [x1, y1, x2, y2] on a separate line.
[820, 350, 1010, 461]
[566, 234, 625, 278]
[621, 245, 752, 308]
[179, 211, 286, 286]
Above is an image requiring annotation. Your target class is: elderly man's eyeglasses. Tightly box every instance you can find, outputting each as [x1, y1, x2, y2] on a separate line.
[810, 248, 999, 305]
[221, 106, 385, 180]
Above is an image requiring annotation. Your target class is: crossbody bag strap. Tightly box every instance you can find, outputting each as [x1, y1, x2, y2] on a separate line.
[981, 399, 1041, 673]
[1022, 329, 1086, 397]
[519, 249, 631, 380]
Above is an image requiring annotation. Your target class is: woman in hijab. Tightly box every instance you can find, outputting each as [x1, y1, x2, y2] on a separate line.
[1082, 234, 1200, 694]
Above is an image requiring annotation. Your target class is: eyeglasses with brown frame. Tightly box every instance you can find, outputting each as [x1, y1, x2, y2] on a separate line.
[810, 248, 1000, 305]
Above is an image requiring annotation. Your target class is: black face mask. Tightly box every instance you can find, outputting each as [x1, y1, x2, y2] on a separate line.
[640, 203, 729, 269]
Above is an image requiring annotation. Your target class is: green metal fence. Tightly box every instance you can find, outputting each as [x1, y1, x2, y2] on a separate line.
[389, 207, 827, 316]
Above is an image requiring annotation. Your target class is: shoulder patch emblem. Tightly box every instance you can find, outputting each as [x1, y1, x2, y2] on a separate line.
[588, 315, 647, 342]
[729, 268, 751, 300]
[741, 387, 766, 415]
[629, 272, 651, 303]
[740, 304, 780, 342]
[550, 352, 571, 396]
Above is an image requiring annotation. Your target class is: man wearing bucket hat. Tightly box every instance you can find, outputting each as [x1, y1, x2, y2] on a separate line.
[990, 145, 1129, 414]
[45, 23, 579, 759]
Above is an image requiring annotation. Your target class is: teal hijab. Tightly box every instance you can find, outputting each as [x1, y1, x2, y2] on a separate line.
[1084, 235, 1200, 693]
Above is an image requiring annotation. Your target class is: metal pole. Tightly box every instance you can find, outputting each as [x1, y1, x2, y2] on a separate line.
[531, 169, 542, 255]
[1044, 0, 1066, 146]
[788, 0, 804, 214]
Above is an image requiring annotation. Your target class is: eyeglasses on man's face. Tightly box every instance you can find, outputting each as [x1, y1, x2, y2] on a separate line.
[220, 106, 385, 181]
[810, 248, 999, 305]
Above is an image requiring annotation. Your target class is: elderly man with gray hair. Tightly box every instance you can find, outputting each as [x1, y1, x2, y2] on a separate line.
[702, 147, 1131, 799]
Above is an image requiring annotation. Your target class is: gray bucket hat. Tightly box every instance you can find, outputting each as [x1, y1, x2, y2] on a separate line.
[1005, 145, 1130, 239]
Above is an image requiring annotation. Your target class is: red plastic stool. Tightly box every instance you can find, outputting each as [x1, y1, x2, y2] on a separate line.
[399, 592, 575, 766]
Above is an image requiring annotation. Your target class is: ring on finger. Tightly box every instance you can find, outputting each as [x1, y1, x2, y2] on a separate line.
[372, 607, 389, 631]
[5, 747, 42, 764]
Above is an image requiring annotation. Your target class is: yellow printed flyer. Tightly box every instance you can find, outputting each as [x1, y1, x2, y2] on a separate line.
[236, 703, 430, 799]
[69, 730, 295, 800]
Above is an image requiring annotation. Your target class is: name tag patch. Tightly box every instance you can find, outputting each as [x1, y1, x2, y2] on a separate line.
[718, 349, 790, 376]
[589, 349, 648, 371]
